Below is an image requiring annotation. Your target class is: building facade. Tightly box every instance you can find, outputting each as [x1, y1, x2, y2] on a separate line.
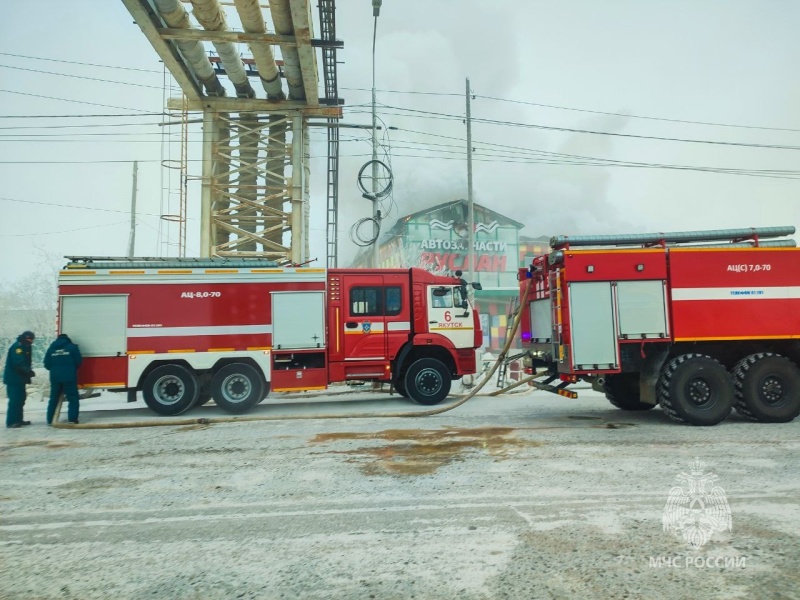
[353, 199, 548, 350]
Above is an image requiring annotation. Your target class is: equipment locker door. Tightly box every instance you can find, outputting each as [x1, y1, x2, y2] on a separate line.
[61, 295, 127, 356]
[272, 291, 326, 349]
[568, 282, 618, 370]
[342, 275, 388, 361]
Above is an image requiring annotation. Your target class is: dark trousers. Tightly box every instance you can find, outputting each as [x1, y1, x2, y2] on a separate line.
[5, 384, 26, 427]
[47, 381, 80, 424]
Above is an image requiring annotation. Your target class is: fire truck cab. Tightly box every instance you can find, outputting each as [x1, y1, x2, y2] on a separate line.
[57, 258, 482, 416]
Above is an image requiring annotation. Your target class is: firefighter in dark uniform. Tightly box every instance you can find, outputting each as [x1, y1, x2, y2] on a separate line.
[4, 330, 35, 428]
[45, 333, 83, 425]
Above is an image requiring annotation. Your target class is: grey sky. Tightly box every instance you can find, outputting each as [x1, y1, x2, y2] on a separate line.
[1, 0, 799, 283]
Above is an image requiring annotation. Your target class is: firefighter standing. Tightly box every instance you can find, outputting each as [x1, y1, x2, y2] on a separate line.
[45, 334, 82, 425]
[3, 331, 36, 428]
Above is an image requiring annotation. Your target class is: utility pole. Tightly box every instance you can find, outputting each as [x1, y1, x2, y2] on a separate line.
[466, 78, 475, 284]
[128, 160, 138, 258]
[371, 0, 382, 267]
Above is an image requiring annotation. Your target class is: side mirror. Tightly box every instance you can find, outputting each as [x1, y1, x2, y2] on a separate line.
[472, 282, 482, 290]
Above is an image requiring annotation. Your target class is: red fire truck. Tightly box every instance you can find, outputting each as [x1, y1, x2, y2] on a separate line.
[57, 257, 482, 416]
[518, 227, 800, 426]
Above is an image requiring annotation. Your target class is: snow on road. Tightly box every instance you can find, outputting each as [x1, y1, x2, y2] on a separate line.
[1, 385, 798, 599]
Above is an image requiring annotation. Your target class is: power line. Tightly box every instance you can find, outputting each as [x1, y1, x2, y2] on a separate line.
[0, 122, 167, 131]
[473, 95, 800, 133]
[0, 195, 164, 217]
[0, 90, 152, 112]
[362, 152, 800, 181]
[346, 86, 800, 133]
[0, 65, 163, 89]
[335, 127, 800, 180]
[380, 104, 800, 151]
[0, 159, 165, 164]
[0, 112, 164, 119]
[2, 220, 130, 237]
[0, 52, 162, 74]
[341, 86, 461, 97]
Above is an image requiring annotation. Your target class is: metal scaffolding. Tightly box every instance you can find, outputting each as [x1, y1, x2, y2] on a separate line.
[121, 0, 342, 265]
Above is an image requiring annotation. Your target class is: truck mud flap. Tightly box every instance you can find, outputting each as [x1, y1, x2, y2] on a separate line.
[639, 344, 670, 406]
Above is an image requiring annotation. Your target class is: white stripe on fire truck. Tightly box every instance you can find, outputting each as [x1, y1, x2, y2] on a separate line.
[343, 322, 385, 332]
[126, 325, 272, 337]
[387, 321, 410, 331]
[671, 287, 800, 301]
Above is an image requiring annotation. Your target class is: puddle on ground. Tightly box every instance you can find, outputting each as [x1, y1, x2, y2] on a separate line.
[0, 440, 84, 452]
[44, 441, 84, 449]
[311, 427, 542, 476]
[172, 424, 212, 433]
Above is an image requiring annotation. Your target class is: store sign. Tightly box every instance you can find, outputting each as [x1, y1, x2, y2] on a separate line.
[420, 239, 507, 252]
[419, 252, 508, 272]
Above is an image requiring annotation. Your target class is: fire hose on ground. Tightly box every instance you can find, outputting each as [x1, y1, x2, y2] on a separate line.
[51, 280, 534, 430]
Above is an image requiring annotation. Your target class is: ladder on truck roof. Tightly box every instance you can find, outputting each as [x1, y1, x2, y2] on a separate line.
[62, 256, 281, 270]
[549, 226, 796, 250]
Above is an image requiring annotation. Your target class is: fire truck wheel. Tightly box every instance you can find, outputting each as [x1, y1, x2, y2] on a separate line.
[195, 394, 212, 407]
[604, 374, 656, 411]
[142, 364, 200, 416]
[211, 363, 264, 414]
[195, 379, 213, 406]
[393, 377, 409, 398]
[404, 358, 451, 405]
[732, 353, 800, 423]
[657, 354, 734, 426]
[258, 382, 271, 404]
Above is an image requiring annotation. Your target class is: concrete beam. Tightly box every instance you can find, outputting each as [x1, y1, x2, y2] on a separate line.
[158, 27, 295, 45]
[167, 97, 341, 117]
[289, 0, 320, 107]
[120, 0, 203, 100]
[157, 27, 343, 47]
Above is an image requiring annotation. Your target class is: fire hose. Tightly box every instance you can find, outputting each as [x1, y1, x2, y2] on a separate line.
[51, 280, 534, 430]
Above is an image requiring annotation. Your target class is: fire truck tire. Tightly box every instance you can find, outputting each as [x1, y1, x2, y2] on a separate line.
[732, 353, 800, 423]
[657, 354, 734, 426]
[604, 373, 656, 411]
[211, 363, 264, 414]
[195, 379, 213, 406]
[404, 358, 451, 405]
[142, 364, 200, 416]
[258, 382, 271, 404]
[393, 378, 409, 398]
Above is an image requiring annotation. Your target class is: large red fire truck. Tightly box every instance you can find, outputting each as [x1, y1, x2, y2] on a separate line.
[518, 227, 800, 426]
[57, 257, 482, 416]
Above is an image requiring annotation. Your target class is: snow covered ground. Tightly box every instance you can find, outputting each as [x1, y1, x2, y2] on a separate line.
[1, 382, 798, 599]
